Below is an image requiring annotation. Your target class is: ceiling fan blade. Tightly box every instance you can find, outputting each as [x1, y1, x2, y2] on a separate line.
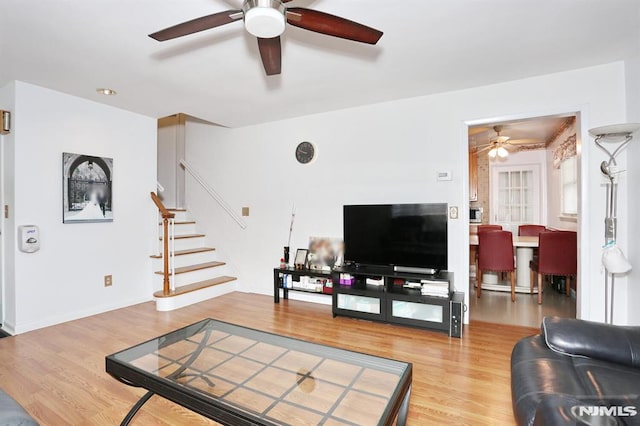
[475, 145, 492, 153]
[468, 126, 490, 137]
[286, 8, 383, 44]
[258, 37, 282, 76]
[149, 10, 242, 41]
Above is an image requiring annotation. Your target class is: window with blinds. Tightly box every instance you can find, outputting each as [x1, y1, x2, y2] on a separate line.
[560, 157, 578, 215]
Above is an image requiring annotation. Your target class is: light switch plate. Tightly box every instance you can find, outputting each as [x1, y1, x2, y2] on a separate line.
[449, 206, 459, 219]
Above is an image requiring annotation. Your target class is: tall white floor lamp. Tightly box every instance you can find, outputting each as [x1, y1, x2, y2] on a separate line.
[588, 123, 640, 324]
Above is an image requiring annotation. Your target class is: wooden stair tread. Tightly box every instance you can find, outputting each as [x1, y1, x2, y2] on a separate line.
[158, 221, 196, 225]
[167, 208, 187, 212]
[159, 233, 205, 240]
[155, 261, 225, 275]
[150, 247, 215, 259]
[153, 276, 237, 298]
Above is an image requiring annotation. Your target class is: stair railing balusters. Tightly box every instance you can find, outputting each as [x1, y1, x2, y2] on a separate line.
[170, 217, 176, 292]
[157, 210, 162, 257]
[151, 192, 175, 296]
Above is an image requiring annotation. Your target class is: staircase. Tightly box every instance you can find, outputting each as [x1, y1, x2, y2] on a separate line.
[150, 209, 237, 311]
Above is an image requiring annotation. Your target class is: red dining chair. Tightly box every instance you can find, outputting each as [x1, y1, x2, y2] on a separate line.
[518, 225, 547, 260]
[477, 230, 516, 302]
[518, 224, 547, 237]
[529, 231, 577, 304]
[473, 225, 504, 279]
[478, 224, 503, 233]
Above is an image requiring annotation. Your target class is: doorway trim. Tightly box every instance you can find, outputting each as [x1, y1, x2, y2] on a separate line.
[462, 105, 590, 321]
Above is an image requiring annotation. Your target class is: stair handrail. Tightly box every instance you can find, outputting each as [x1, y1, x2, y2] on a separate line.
[180, 159, 247, 229]
[150, 192, 175, 296]
[151, 192, 174, 219]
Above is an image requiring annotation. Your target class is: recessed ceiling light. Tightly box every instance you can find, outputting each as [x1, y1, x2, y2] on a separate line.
[96, 88, 117, 96]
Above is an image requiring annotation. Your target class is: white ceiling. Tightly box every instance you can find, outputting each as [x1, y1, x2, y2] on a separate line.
[1, 0, 638, 128]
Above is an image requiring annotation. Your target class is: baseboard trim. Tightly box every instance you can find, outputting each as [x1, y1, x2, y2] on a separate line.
[9, 295, 153, 335]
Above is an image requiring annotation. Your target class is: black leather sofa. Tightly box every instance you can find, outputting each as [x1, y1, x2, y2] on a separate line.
[511, 316, 640, 425]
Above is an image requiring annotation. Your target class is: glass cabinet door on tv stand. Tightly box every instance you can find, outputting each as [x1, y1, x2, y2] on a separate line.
[331, 267, 453, 333]
[385, 288, 451, 332]
[332, 274, 386, 322]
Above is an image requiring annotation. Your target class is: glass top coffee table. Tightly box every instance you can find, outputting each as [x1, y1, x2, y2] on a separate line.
[106, 319, 412, 426]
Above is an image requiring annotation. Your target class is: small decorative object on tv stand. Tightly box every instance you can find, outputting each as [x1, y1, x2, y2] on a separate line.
[394, 265, 437, 275]
[273, 267, 333, 303]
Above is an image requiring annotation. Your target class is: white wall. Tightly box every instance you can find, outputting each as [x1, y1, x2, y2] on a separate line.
[0, 81, 157, 334]
[625, 39, 640, 324]
[184, 62, 629, 324]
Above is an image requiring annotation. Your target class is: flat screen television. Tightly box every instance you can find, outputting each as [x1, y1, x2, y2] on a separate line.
[343, 203, 448, 273]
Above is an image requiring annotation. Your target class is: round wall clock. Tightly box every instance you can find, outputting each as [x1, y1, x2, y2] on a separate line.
[295, 141, 315, 164]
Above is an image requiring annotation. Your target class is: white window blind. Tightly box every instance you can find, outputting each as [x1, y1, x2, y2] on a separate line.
[560, 157, 578, 215]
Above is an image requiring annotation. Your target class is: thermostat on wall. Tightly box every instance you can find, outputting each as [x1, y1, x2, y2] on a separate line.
[437, 170, 452, 181]
[18, 225, 40, 253]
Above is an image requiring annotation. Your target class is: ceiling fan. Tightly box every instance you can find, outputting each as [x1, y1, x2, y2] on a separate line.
[486, 125, 513, 158]
[149, 0, 383, 76]
[472, 126, 514, 158]
[474, 125, 541, 159]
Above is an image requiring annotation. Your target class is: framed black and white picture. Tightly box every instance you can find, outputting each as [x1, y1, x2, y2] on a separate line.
[62, 152, 113, 223]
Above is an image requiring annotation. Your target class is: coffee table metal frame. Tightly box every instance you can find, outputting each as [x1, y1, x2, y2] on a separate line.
[106, 318, 412, 426]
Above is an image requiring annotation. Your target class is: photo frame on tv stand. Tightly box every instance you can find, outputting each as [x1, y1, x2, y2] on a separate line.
[294, 249, 308, 269]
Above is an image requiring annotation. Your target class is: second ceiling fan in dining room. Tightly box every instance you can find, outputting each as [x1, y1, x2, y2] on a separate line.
[475, 125, 541, 159]
[148, 0, 384, 76]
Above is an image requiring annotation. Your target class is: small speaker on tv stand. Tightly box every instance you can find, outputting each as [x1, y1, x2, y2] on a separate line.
[449, 292, 464, 338]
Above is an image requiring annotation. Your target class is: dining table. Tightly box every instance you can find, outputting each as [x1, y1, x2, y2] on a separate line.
[469, 234, 539, 294]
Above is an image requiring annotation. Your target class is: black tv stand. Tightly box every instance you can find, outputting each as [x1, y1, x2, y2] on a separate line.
[332, 267, 457, 336]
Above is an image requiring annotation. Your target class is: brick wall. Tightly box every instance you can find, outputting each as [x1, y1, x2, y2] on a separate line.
[470, 152, 490, 223]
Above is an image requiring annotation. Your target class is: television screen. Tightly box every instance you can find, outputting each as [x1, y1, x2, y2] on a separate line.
[343, 203, 448, 272]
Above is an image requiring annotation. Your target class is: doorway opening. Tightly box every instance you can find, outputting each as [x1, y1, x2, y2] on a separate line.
[467, 113, 579, 327]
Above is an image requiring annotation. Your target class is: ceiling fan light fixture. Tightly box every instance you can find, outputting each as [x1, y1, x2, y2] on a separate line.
[488, 147, 498, 158]
[497, 146, 509, 158]
[243, 0, 286, 38]
[96, 88, 116, 96]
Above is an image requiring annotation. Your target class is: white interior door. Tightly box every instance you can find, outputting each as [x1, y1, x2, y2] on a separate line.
[490, 164, 541, 233]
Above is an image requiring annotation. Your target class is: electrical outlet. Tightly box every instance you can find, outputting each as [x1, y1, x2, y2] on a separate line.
[104, 275, 112, 287]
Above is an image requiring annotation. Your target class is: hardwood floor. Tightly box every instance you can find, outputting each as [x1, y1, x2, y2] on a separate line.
[0, 292, 537, 425]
